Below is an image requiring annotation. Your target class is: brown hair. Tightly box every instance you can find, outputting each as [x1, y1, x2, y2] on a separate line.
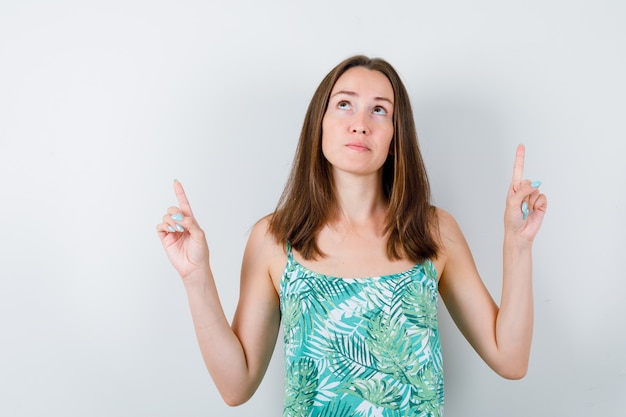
[268, 55, 439, 262]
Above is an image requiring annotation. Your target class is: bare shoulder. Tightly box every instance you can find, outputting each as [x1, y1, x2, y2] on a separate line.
[432, 207, 468, 278]
[433, 207, 464, 246]
[247, 216, 283, 253]
[247, 216, 274, 246]
[244, 215, 288, 291]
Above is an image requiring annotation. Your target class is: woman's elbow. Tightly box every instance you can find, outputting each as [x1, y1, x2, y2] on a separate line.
[222, 393, 252, 407]
[219, 387, 255, 407]
[495, 361, 529, 380]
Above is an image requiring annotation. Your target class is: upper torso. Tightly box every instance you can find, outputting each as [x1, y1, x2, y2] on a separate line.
[266, 212, 448, 294]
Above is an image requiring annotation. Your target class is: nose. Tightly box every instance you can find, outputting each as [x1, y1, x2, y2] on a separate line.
[350, 110, 369, 135]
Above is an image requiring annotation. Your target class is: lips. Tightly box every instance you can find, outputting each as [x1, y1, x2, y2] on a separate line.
[345, 142, 369, 151]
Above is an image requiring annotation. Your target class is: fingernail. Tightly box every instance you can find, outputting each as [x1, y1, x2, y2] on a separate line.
[167, 225, 176, 233]
[171, 213, 183, 221]
[175, 224, 184, 232]
[531, 180, 542, 188]
[174, 178, 179, 183]
[522, 201, 529, 220]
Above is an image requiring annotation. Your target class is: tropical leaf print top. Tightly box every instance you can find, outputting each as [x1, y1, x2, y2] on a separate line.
[280, 243, 444, 417]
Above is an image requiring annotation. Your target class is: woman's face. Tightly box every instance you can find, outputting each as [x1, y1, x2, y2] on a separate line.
[321, 66, 395, 179]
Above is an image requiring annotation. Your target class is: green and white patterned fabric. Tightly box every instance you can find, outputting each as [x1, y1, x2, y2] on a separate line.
[280, 243, 444, 417]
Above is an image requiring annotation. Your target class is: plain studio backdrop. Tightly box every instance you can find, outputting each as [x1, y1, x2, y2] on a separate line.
[1, 1, 624, 416]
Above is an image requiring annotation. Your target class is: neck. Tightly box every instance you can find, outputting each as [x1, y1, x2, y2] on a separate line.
[330, 171, 387, 228]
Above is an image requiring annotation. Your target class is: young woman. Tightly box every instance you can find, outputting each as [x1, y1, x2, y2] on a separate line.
[157, 55, 547, 416]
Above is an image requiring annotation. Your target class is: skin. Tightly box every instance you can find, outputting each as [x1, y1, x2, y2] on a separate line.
[157, 67, 547, 406]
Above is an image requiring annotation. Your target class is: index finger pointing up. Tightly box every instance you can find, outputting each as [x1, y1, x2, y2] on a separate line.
[173, 179, 195, 217]
[511, 144, 526, 191]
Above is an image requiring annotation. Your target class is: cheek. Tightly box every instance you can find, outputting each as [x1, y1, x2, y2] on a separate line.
[320, 130, 331, 160]
[384, 127, 394, 150]
[320, 116, 339, 148]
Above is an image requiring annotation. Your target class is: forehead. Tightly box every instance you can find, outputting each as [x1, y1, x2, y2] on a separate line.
[331, 67, 394, 101]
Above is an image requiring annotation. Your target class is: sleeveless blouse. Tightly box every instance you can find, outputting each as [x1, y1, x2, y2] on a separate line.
[279, 243, 444, 417]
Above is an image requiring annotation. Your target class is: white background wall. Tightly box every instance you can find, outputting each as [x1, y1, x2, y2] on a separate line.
[1, 1, 624, 416]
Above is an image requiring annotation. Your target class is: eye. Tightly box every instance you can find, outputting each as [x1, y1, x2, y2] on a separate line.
[373, 106, 388, 115]
[337, 100, 352, 110]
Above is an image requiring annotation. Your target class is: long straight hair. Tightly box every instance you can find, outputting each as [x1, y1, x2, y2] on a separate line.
[268, 55, 439, 263]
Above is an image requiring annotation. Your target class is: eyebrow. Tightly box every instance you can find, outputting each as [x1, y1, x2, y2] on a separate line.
[331, 90, 394, 105]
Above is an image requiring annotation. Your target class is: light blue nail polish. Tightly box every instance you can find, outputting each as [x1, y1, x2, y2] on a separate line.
[168, 225, 176, 233]
[522, 201, 529, 220]
[175, 224, 184, 232]
[531, 180, 542, 188]
[171, 213, 183, 221]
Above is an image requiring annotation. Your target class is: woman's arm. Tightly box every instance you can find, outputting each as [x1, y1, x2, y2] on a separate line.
[437, 145, 547, 379]
[157, 181, 281, 405]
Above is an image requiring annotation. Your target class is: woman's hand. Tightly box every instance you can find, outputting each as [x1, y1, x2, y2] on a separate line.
[157, 180, 210, 280]
[504, 144, 548, 243]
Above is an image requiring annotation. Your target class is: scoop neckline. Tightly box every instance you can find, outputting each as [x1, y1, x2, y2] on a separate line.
[289, 256, 434, 281]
